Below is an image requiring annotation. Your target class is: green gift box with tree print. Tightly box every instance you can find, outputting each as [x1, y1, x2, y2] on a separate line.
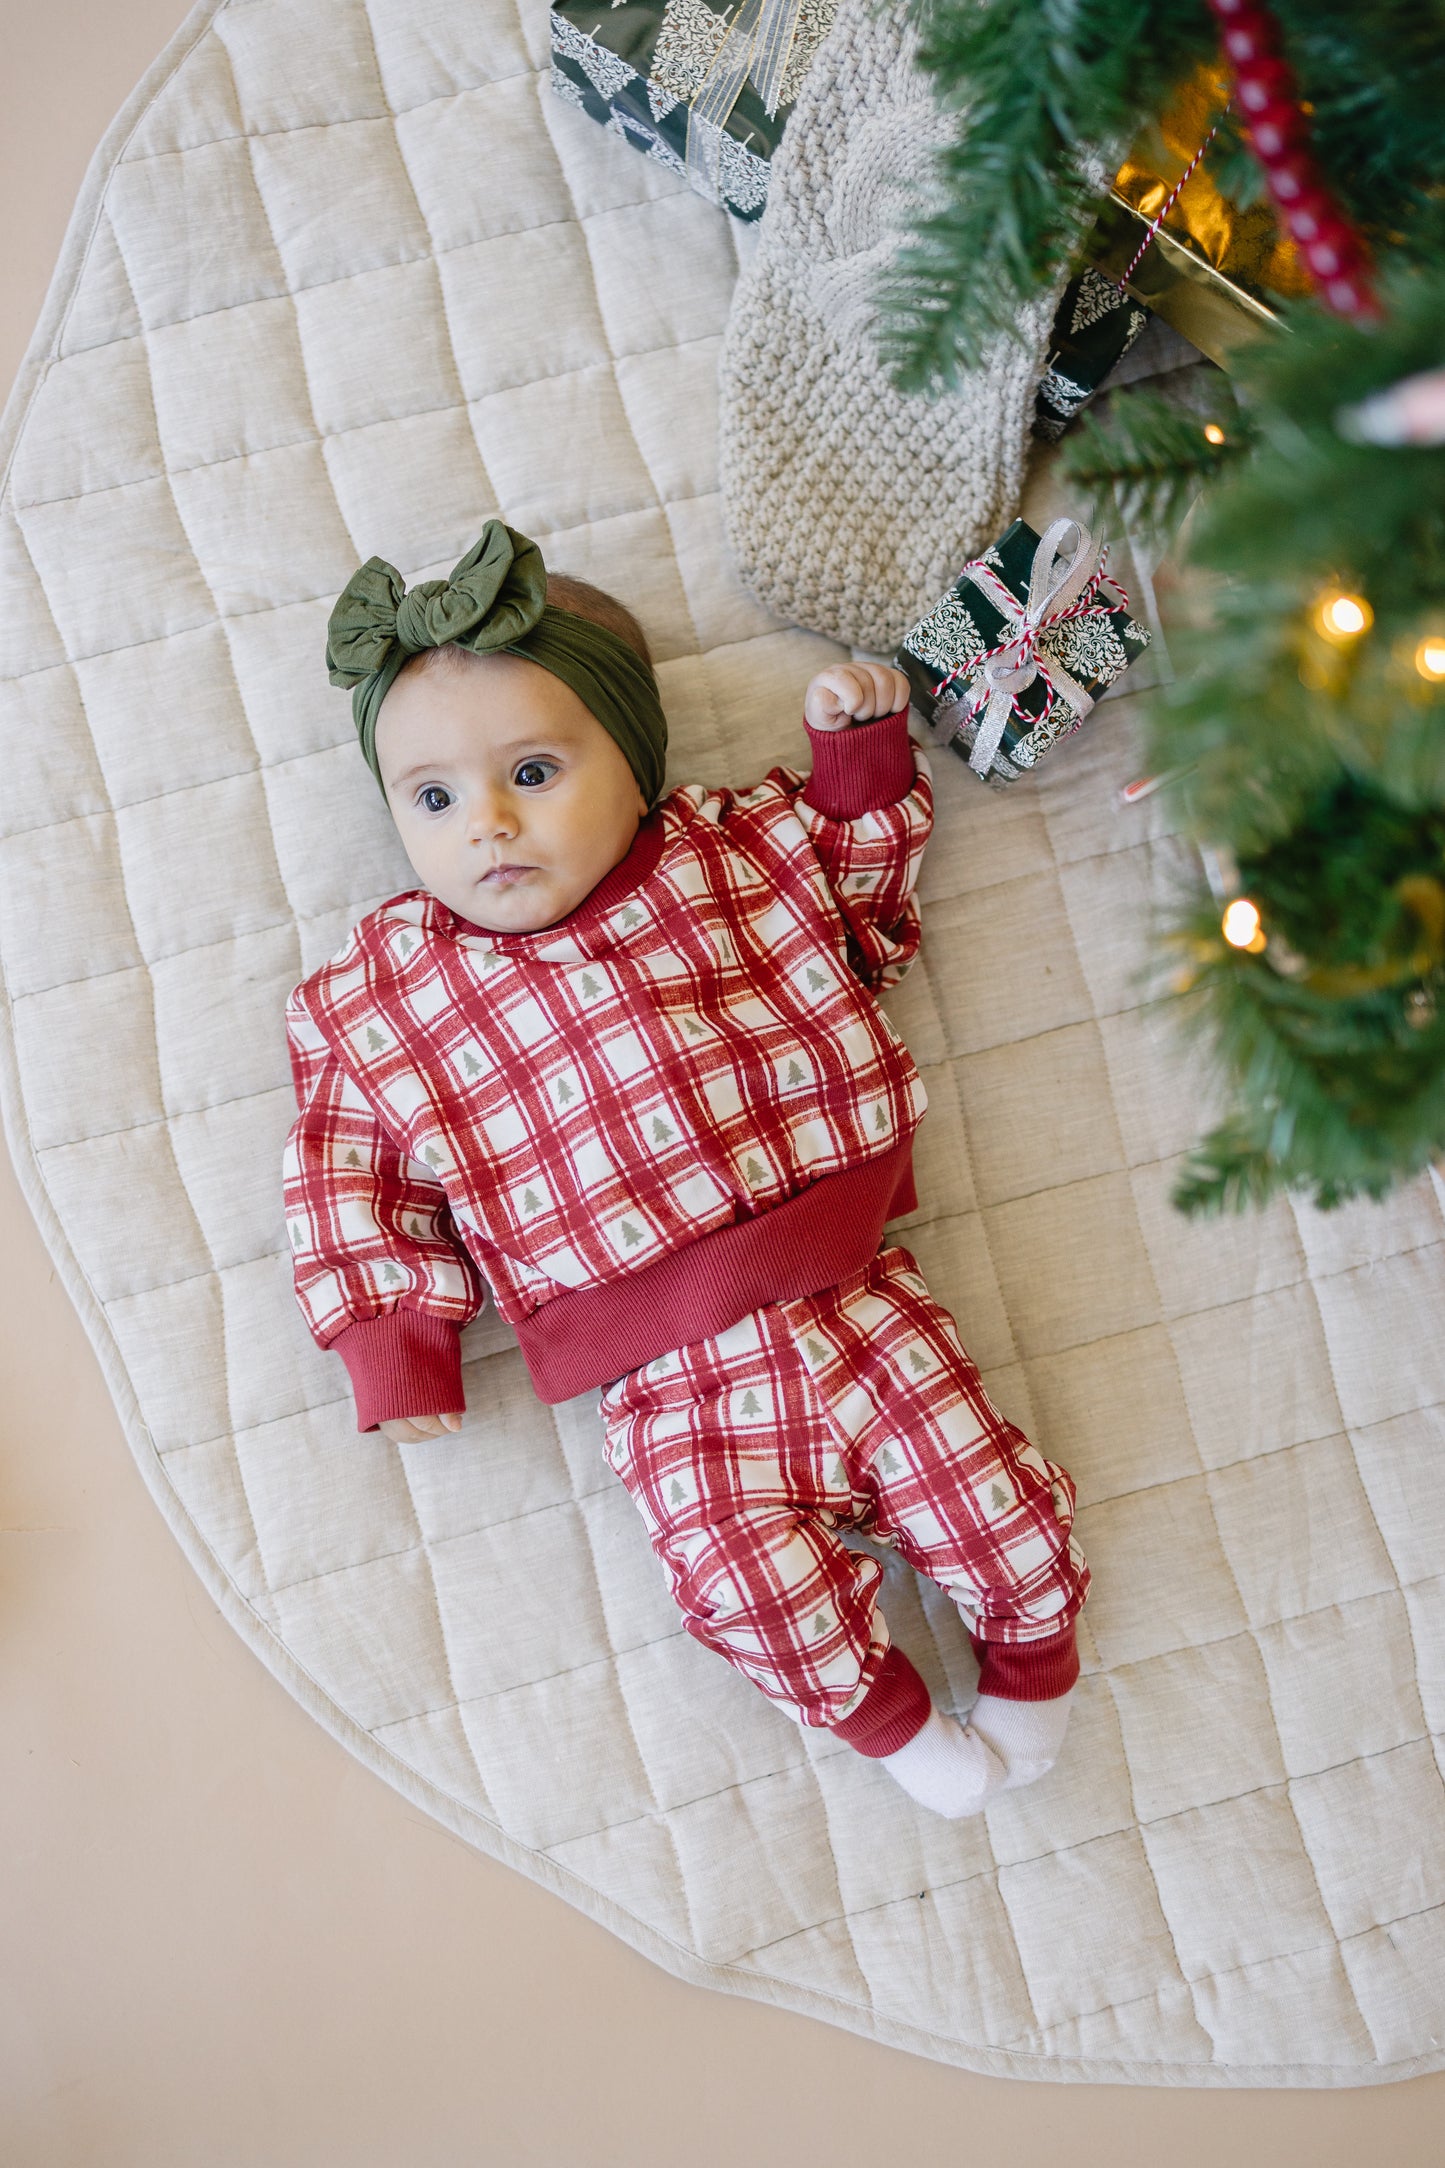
[895, 518, 1152, 789]
[549, 0, 836, 222]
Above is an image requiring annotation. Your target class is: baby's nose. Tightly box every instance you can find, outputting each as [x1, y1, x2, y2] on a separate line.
[468, 790, 518, 841]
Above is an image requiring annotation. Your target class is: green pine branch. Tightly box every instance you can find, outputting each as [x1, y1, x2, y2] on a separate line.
[879, 0, 1216, 390]
[1163, 851, 1445, 1217]
[1147, 270, 1445, 853]
[881, 0, 1445, 392]
[1060, 378, 1252, 538]
[1265, 0, 1445, 260]
[1064, 268, 1445, 1213]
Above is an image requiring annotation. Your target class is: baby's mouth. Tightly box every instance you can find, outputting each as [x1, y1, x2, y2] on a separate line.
[479, 863, 538, 887]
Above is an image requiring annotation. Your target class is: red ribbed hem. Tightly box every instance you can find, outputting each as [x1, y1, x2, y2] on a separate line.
[972, 1622, 1080, 1701]
[801, 707, 915, 819]
[511, 1137, 917, 1402]
[449, 807, 667, 944]
[830, 1646, 932, 1758]
[330, 1310, 465, 1434]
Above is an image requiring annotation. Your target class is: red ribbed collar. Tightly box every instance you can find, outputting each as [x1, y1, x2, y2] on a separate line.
[439, 803, 669, 950]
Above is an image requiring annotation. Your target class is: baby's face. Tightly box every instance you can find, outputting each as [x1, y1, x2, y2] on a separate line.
[375, 650, 648, 933]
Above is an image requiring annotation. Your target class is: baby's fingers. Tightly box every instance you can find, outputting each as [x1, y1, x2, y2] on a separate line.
[804, 662, 910, 728]
[804, 666, 866, 729]
[378, 1411, 463, 1443]
[850, 662, 912, 720]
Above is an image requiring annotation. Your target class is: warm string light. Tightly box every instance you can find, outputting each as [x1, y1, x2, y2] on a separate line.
[1314, 588, 1372, 642]
[1222, 898, 1267, 952]
[1203, 422, 1227, 446]
[1308, 600, 1445, 678]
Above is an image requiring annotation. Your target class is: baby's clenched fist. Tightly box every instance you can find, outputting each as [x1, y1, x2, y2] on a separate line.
[804, 663, 912, 732]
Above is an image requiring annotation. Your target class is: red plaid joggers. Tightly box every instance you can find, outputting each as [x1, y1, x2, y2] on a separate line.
[599, 1245, 1089, 1730]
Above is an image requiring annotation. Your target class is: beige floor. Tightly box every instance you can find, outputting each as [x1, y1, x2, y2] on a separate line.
[5, 5, 1445, 2162]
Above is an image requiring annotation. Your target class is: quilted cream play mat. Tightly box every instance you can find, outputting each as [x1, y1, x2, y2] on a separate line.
[4, 0, 1445, 2086]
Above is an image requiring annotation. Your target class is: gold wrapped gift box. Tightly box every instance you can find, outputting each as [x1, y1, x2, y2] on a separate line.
[1090, 66, 1308, 363]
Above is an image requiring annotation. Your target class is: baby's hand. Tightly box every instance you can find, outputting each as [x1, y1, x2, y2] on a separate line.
[804, 662, 911, 732]
[378, 1411, 463, 1443]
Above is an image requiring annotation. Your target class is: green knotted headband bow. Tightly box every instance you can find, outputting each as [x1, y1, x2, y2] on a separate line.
[325, 521, 668, 807]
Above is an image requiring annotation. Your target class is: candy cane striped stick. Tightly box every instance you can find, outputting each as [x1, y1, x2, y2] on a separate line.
[1119, 766, 1194, 805]
[1114, 104, 1231, 296]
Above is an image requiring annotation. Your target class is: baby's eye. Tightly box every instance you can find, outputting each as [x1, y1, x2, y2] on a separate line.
[417, 785, 453, 814]
[514, 759, 558, 789]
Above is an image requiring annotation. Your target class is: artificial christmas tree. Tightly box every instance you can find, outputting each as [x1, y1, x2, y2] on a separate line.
[1065, 274, 1445, 1212]
[881, 0, 1445, 389]
[880, 0, 1445, 1213]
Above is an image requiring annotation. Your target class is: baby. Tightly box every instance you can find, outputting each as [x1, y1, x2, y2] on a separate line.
[284, 523, 1089, 1820]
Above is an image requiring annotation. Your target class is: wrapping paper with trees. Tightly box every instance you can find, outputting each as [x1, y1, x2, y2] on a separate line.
[896, 518, 1151, 787]
[549, 0, 836, 219]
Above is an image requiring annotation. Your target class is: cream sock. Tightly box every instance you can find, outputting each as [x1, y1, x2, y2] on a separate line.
[878, 1706, 1005, 1818]
[968, 1692, 1073, 1791]
[879, 1692, 1073, 1819]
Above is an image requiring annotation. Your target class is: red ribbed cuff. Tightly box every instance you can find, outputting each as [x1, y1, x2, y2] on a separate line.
[972, 1621, 1080, 1701]
[801, 706, 915, 818]
[830, 1645, 932, 1757]
[330, 1310, 465, 1434]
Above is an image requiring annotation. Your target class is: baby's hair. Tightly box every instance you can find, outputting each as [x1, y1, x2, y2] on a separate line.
[545, 572, 652, 667]
[400, 571, 651, 684]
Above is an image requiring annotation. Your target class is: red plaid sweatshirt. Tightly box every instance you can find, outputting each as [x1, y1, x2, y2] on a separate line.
[284, 708, 932, 1431]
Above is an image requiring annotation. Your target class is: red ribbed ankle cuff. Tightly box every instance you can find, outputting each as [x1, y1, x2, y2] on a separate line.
[801, 707, 915, 818]
[330, 1310, 465, 1433]
[830, 1645, 932, 1757]
[972, 1621, 1080, 1701]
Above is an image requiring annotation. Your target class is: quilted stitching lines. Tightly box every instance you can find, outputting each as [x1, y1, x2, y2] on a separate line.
[6, 0, 1445, 2079]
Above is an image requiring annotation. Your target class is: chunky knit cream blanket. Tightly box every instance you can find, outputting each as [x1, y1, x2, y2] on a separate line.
[718, 0, 1055, 654]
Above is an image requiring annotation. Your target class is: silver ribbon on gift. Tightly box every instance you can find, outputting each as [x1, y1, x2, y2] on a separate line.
[956, 518, 1103, 778]
[685, 0, 803, 203]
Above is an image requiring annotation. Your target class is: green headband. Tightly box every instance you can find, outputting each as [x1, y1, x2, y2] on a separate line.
[324, 521, 668, 808]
